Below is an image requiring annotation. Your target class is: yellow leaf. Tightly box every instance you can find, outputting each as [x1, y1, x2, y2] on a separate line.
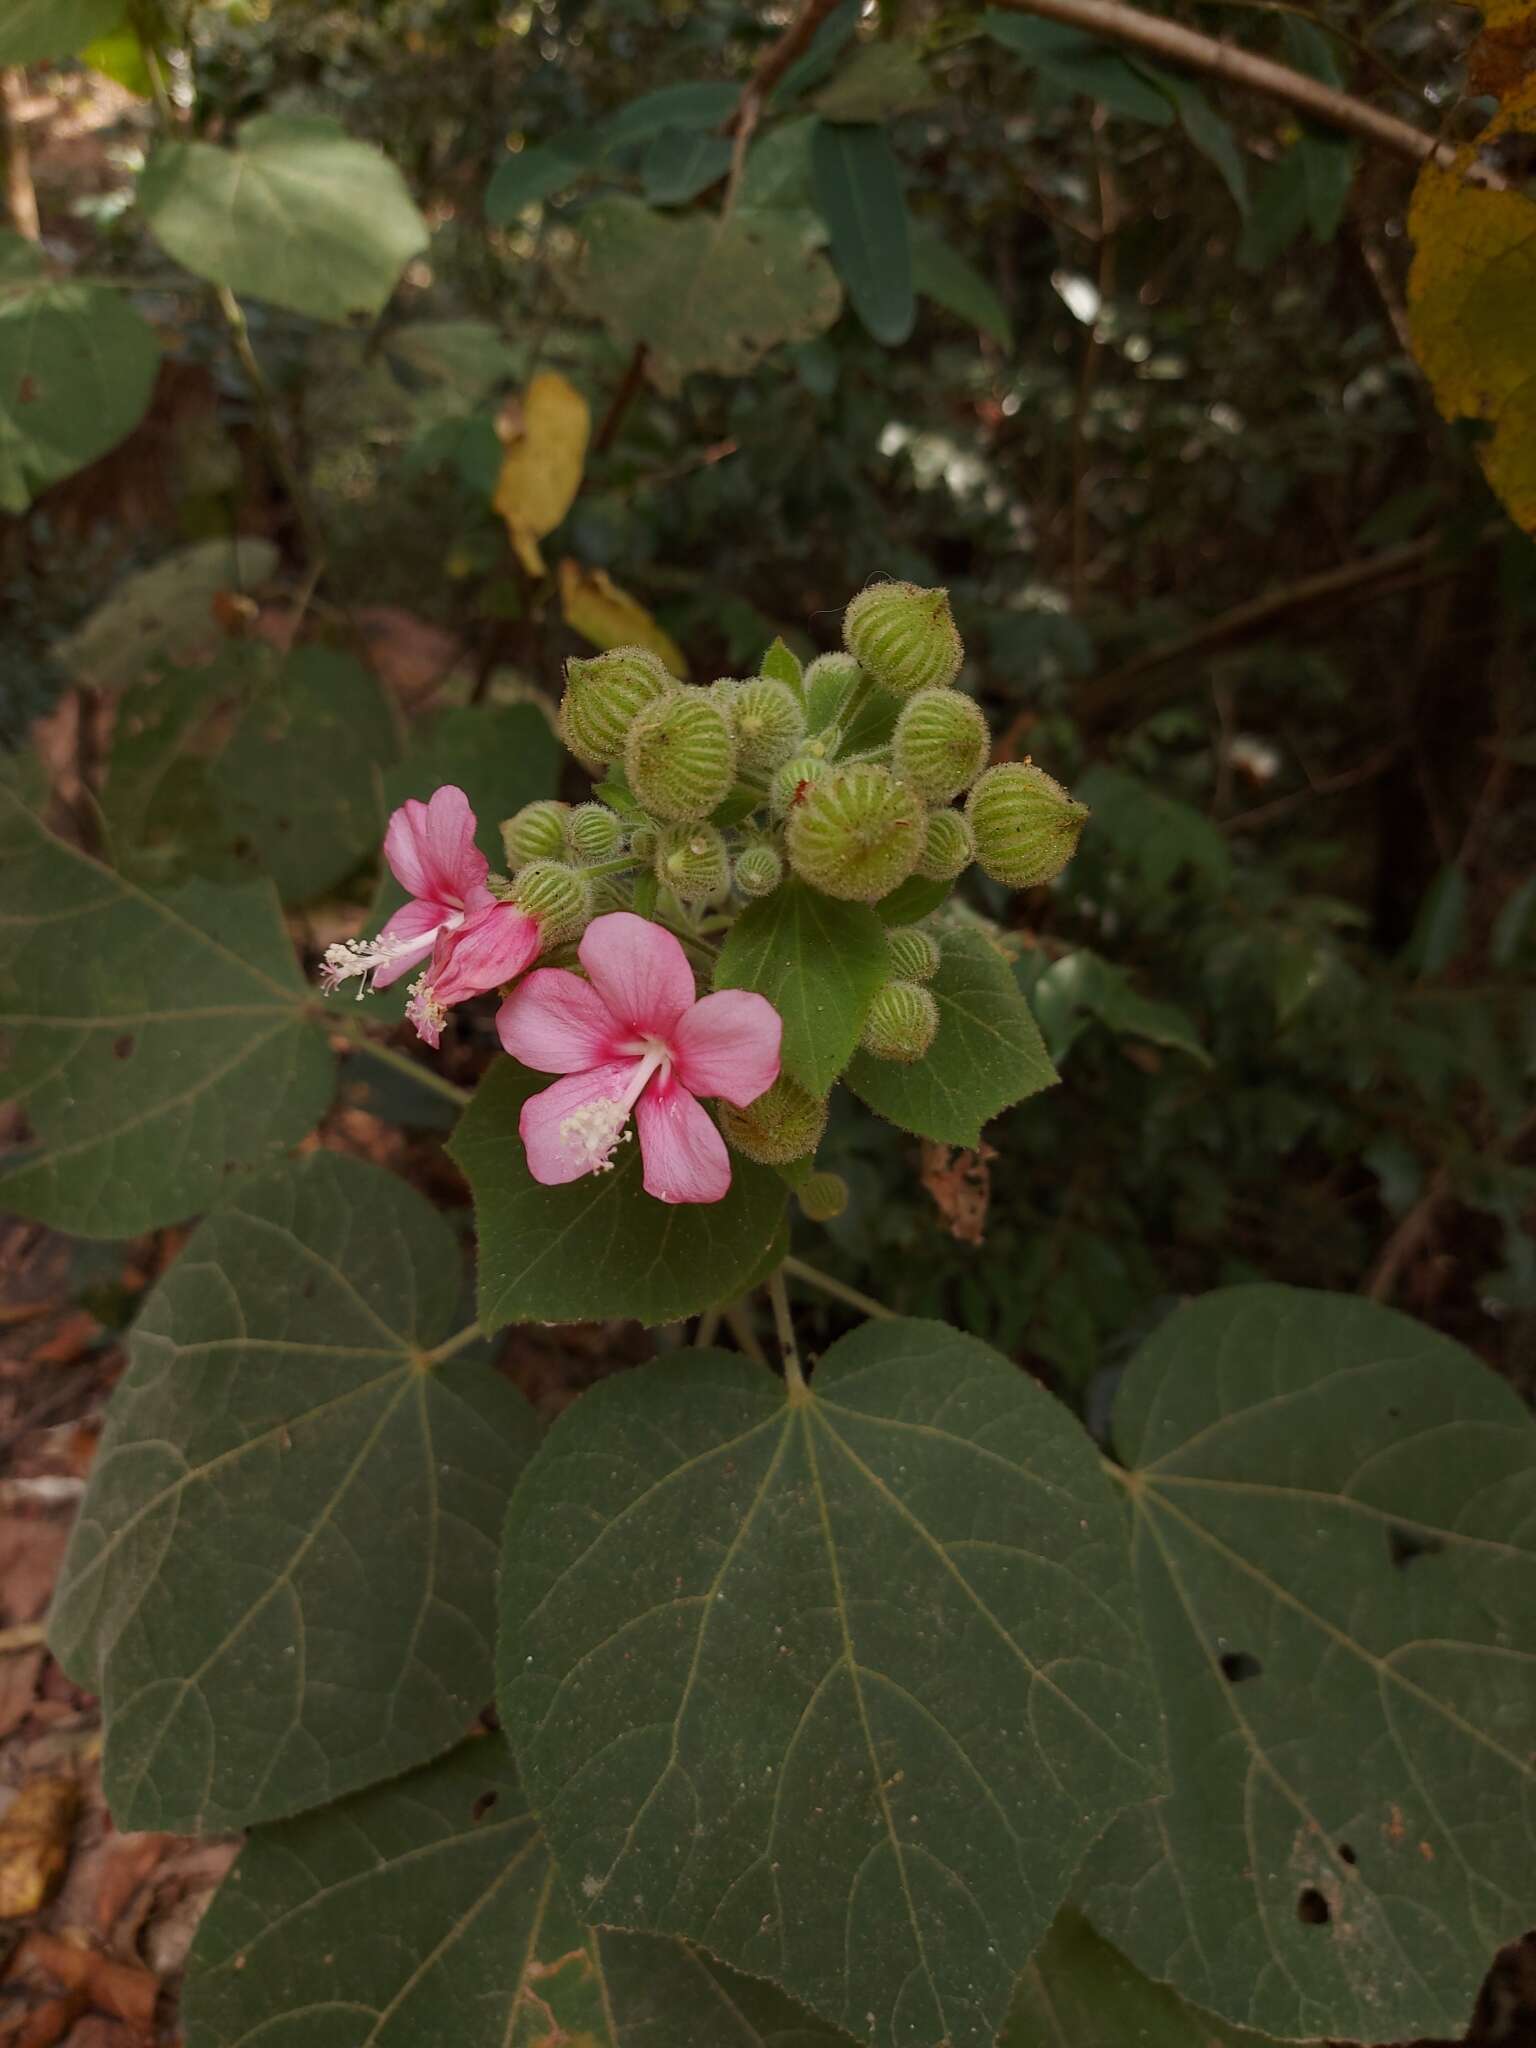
[1408, 54, 1536, 536]
[557, 559, 688, 678]
[0, 1777, 77, 1919]
[493, 372, 590, 578]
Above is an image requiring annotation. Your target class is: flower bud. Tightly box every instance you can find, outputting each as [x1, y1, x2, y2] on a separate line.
[769, 751, 832, 817]
[843, 582, 962, 698]
[655, 822, 730, 903]
[892, 688, 989, 802]
[730, 676, 806, 773]
[629, 824, 658, 861]
[734, 843, 784, 898]
[501, 799, 570, 871]
[860, 979, 939, 1062]
[511, 858, 592, 949]
[915, 806, 974, 881]
[966, 762, 1089, 888]
[566, 802, 625, 863]
[797, 1170, 849, 1222]
[559, 646, 672, 767]
[624, 689, 738, 821]
[786, 762, 925, 902]
[887, 925, 940, 983]
[719, 1074, 828, 1165]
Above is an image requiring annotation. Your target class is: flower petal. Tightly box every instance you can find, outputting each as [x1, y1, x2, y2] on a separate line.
[432, 903, 539, 1006]
[383, 784, 488, 906]
[578, 911, 696, 1038]
[364, 897, 449, 990]
[520, 1060, 639, 1186]
[670, 988, 783, 1107]
[497, 969, 623, 1074]
[634, 1074, 731, 1204]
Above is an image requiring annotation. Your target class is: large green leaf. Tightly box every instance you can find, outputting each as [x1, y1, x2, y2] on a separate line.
[566, 197, 843, 394]
[451, 1061, 788, 1328]
[908, 222, 1013, 350]
[498, 1319, 1160, 2047]
[140, 114, 428, 324]
[714, 880, 891, 1096]
[810, 122, 914, 347]
[0, 782, 334, 1236]
[0, 239, 159, 513]
[52, 537, 279, 691]
[185, 1734, 851, 2045]
[48, 1154, 537, 1834]
[848, 927, 1057, 1145]
[1082, 1285, 1536, 2042]
[0, 0, 122, 63]
[1002, 1912, 1275, 2047]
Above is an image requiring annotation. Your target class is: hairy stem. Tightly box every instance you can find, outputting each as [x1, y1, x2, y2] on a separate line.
[331, 1020, 474, 1108]
[783, 1257, 897, 1321]
[767, 1267, 807, 1393]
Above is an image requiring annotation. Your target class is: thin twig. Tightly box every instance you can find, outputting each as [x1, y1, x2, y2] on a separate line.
[726, 0, 844, 132]
[1070, 107, 1117, 610]
[2, 67, 40, 241]
[593, 343, 649, 455]
[783, 1257, 897, 1320]
[331, 1022, 474, 1108]
[1365, 1107, 1536, 1303]
[216, 285, 330, 575]
[694, 1306, 723, 1348]
[767, 1267, 807, 1393]
[723, 1299, 768, 1366]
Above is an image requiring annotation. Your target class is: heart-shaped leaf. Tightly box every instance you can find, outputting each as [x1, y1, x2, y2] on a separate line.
[715, 880, 891, 1096]
[1082, 1284, 1536, 2041]
[48, 1153, 538, 1833]
[450, 1061, 788, 1328]
[0, 781, 334, 1236]
[498, 1318, 1160, 2047]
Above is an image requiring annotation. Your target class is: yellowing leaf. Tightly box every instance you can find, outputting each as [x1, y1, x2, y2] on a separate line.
[493, 371, 590, 577]
[557, 559, 687, 677]
[1408, 64, 1536, 534]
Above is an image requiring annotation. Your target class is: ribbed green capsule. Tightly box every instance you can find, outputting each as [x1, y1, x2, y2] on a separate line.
[785, 762, 926, 903]
[734, 844, 784, 898]
[511, 859, 593, 949]
[966, 761, 1089, 888]
[655, 823, 730, 903]
[843, 582, 963, 698]
[559, 646, 672, 767]
[797, 1170, 849, 1222]
[892, 688, 989, 802]
[915, 807, 974, 881]
[567, 802, 625, 862]
[719, 1075, 829, 1165]
[500, 799, 570, 871]
[769, 751, 832, 817]
[886, 925, 940, 983]
[730, 675, 807, 773]
[624, 689, 738, 822]
[860, 979, 939, 1062]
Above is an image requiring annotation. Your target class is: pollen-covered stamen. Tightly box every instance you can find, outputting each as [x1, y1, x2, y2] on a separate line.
[557, 1039, 672, 1174]
[319, 910, 463, 1000]
[405, 972, 449, 1044]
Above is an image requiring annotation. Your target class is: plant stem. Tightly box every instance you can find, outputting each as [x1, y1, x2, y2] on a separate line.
[583, 855, 644, 879]
[422, 1320, 485, 1367]
[783, 1257, 897, 1321]
[723, 1299, 768, 1366]
[768, 1266, 807, 1393]
[333, 1022, 474, 1108]
[216, 283, 331, 576]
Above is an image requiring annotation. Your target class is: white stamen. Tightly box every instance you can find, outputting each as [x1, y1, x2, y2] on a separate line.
[405, 972, 448, 1042]
[318, 911, 461, 1001]
[559, 1037, 672, 1175]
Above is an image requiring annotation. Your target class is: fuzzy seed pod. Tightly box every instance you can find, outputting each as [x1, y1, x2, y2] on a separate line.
[511, 858, 593, 950]
[730, 676, 806, 773]
[559, 646, 672, 767]
[892, 688, 989, 803]
[966, 762, 1089, 889]
[624, 690, 738, 822]
[843, 582, 962, 698]
[886, 925, 940, 983]
[786, 762, 925, 902]
[769, 751, 832, 817]
[719, 1075, 829, 1166]
[500, 799, 570, 871]
[567, 802, 625, 863]
[802, 651, 862, 731]
[915, 806, 974, 881]
[734, 844, 784, 898]
[655, 823, 730, 903]
[860, 979, 939, 1063]
[797, 1170, 849, 1222]
[629, 824, 658, 861]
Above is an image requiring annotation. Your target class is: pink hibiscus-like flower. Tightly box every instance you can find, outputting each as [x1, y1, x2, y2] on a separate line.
[497, 911, 781, 1205]
[320, 784, 538, 1048]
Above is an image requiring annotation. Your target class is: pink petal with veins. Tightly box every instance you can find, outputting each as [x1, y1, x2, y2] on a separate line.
[432, 903, 539, 1006]
[634, 1072, 731, 1204]
[369, 897, 450, 990]
[383, 784, 487, 906]
[497, 968, 623, 1073]
[520, 1060, 640, 1186]
[578, 912, 695, 1038]
[671, 988, 782, 1107]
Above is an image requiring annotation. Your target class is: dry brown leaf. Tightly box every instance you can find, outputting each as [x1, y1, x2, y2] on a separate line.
[11, 1931, 157, 2030]
[919, 1140, 996, 1245]
[556, 559, 688, 677]
[0, 1780, 79, 1919]
[493, 372, 590, 577]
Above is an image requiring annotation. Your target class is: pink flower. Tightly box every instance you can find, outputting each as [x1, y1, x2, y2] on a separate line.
[497, 911, 781, 1205]
[320, 784, 539, 1048]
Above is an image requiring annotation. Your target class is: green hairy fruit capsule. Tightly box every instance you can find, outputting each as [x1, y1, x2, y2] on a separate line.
[797, 1170, 849, 1222]
[560, 646, 672, 767]
[842, 582, 963, 698]
[966, 761, 1090, 888]
[734, 843, 784, 898]
[787, 762, 925, 902]
[629, 824, 658, 861]
[893, 688, 989, 803]
[770, 751, 832, 817]
[719, 1075, 829, 1165]
[887, 925, 940, 983]
[655, 823, 730, 903]
[730, 675, 806, 773]
[566, 802, 624, 862]
[861, 979, 939, 1062]
[500, 799, 570, 871]
[511, 858, 593, 949]
[624, 689, 738, 822]
[915, 806, 974, 881]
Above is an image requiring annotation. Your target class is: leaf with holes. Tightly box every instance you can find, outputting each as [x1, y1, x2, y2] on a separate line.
[848, 927, 1057, 1146]
[48, 1154, 538, 1833]
[451, 1061, 788, 1328]
[0, 780, 334, 1237]
[714, 880, 892, 1096]
[498, 1319, 1160, 2048]
[1080, 1284, 1536, 2042]
[1001, 1911, 1277, 2047]
[140, 114, 428, 324]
